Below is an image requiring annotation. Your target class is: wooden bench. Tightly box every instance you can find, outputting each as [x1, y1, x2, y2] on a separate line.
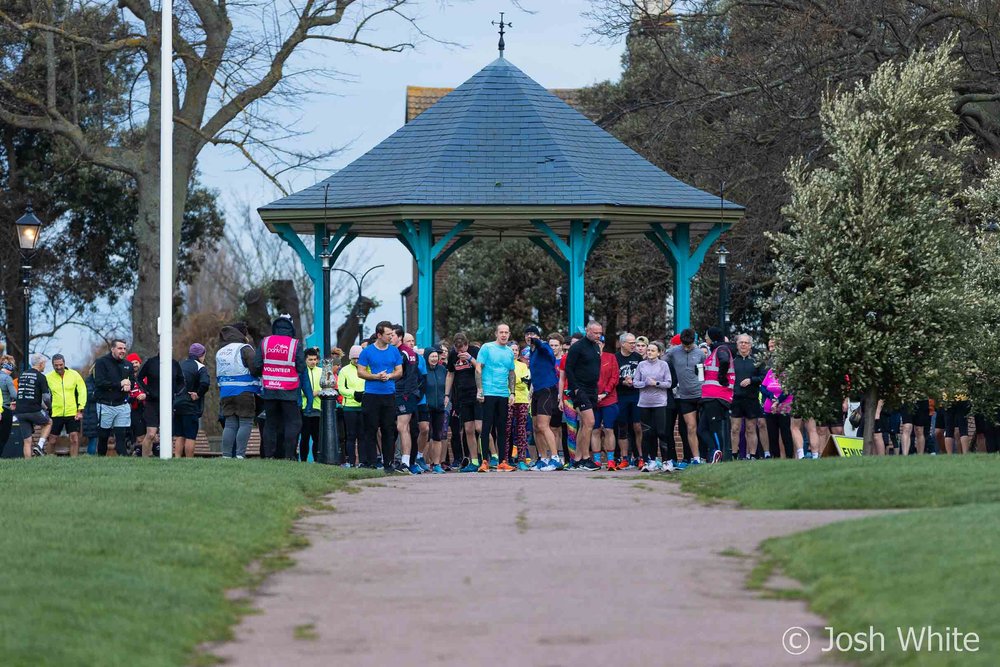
[195, 427, 262, 457]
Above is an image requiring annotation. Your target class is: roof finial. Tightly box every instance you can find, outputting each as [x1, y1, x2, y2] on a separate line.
[491, 12, 512, 58]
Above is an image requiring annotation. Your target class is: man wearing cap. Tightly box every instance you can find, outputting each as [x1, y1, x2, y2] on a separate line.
[46, 353, 87, 457]
[174, 343, 211, 457]
[337, 345, 366, 466]
[126, 353, 147, 455]
[93, 339, 136, 456]
[665, 328, 707, 464]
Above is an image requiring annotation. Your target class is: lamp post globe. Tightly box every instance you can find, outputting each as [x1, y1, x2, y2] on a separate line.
[15, 205, 42, 253]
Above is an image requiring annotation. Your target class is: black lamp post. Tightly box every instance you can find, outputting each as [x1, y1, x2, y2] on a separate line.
[716, 244, 730, 336]
[14, 205, 42, 371]
[332, 265, 384, 345]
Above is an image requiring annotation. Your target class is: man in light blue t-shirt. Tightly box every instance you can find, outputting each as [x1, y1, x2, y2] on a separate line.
[475, 324, 515, 470]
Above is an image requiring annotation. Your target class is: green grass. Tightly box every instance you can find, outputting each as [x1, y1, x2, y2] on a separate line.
[674, 455, 1000, 509]
[670, 455, 1000, 665]
[0, 458, 378, 667]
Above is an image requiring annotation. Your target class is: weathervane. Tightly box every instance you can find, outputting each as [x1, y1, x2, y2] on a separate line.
[492, 12, 512, 58]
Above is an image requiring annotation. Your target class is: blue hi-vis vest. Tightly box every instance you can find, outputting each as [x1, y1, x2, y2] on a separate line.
[216, 343, 260, 398]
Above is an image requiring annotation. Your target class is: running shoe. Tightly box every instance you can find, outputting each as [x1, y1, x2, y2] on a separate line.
[31, 445, 44, 458]
[489, 455, 499, 470]
[711, 450, 723, 464]
[478, 461, 490, 473]
[391, 462, 412, 475]
[432, 464, 445, 474]
[636, 458, 645, 470]
[674, 461, 688, 470]
[532, 458, 545, 471]
[409, 464, 423, 475]
[607, 460, 617, 471]
[617, 459, 632, 470]
[763, 452, 772, 459]
[578, 459, 600, 471]
[541, 460, 557, 471]
[551, 458, 565, 471]
[517, 461, 531, 471]
[497, 461, 516, 472]
[460, 462, 479, 473]
[417, 460, 431, 473]
[641, 460, 659, 472]
[689, 457, 703, 465]
[661, 460, 677, 473]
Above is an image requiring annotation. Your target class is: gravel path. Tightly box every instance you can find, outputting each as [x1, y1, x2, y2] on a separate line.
[212, 473, 876, 666]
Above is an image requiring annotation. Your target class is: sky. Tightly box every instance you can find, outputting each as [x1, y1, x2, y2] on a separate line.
[46, 0, 627, 361]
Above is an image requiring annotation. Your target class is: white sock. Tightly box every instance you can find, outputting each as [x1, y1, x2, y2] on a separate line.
[38, 438, 46, 449]
[796, 448, 805, 459]
[401, 454, 410, 466]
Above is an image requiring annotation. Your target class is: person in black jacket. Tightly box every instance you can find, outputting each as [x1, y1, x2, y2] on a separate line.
[93, 339, 137, 456]
[174, 344, 210, 457]
[82, 375, 100, 455]
[730, 334, 770, 459]
[563, 321, 604, 470]
[15, 354, 52, 457]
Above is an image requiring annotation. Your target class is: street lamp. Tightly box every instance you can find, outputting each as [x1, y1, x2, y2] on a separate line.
[14, 205, 43, 370]
[332, 265, 384, 345]
[716, 244, 730, 336]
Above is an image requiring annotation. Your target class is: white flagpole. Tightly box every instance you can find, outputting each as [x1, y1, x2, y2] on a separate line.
[159, 0, 173, 459]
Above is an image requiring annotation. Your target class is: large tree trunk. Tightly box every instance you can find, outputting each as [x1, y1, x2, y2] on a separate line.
[862, 388, 879, 455]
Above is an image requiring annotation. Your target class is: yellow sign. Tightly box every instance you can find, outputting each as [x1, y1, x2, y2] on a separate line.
[821, 435, 864, 458]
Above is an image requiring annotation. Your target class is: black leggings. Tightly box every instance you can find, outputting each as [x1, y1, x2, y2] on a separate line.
[262, 399, 303, 460]
[480, 396, 509, 461]
[698, 399, 731, 458]
[0, 410, 12, 451]
[361, 394, 396, 467]
[343, 409, 362, 464]
[98, 427, 131, 456]
[299, 415, 320, 461]
[640, 405, 674, 461]
[764, 413, 794, 458]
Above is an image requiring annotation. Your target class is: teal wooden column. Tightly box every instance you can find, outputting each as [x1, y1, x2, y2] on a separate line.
[645, 222, 726, 332]
[395, 219, 473, 348]
[274, 222, 355, 351]
[531, 219, 608, 334]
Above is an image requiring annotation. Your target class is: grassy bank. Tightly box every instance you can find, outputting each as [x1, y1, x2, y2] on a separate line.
[675, 455, 1000, 509]
[670, 455, 1000, 664]
[0, 458, 377, 667]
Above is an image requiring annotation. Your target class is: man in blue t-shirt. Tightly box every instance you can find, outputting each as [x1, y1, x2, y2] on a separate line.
[475, 324, 515, 471]
[357, 321, 404, 471]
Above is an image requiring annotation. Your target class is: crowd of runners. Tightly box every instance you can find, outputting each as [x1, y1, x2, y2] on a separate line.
[3, 316, 998, 466]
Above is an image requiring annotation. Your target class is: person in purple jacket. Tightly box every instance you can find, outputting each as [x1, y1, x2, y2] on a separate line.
[631, 341, 678, 472]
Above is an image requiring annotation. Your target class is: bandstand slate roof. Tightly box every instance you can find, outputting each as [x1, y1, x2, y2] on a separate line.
[259, 57, 742, 237]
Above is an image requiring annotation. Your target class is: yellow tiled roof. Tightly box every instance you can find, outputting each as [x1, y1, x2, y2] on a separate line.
[406, 85, 592, 123]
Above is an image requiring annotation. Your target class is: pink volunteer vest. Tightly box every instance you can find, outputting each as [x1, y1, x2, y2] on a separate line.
[261, 336, 300, 391]
[702, 346, 735, 403]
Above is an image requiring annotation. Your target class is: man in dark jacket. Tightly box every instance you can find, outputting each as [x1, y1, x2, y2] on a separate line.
[563, 321, 604, 470]
[174, 344, 211, 457]
[92, 339, 136, 456]
[15, 354, 52, 457]
[252, 315, 311, 460]
[730, 334, 769, 459]
[136, 355, 184, 457]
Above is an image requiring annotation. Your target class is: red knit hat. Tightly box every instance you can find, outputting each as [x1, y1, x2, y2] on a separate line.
[127, 353, 142, 364]
[670, 334, 682, 346]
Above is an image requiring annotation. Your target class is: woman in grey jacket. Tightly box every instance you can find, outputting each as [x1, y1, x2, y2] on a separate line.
[631, 341, 678, 472]
[0, 356, 16, 450]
